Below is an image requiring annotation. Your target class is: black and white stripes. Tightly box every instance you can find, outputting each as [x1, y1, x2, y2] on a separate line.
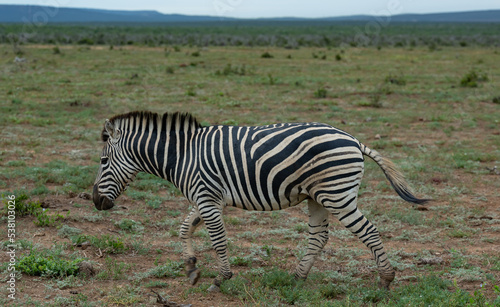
[93, 111, 427, 290]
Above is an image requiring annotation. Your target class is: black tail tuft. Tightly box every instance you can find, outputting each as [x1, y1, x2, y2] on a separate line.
[360, 143, 429, 205]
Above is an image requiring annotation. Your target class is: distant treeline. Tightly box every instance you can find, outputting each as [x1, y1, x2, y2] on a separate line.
[1, 21, 499, 48]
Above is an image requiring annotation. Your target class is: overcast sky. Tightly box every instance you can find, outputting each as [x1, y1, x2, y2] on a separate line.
[1, 0, 499, 18]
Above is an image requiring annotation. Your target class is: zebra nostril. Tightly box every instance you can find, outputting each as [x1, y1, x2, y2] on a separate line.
[93, 185, 114, 210]
[99, 195, 114, 210]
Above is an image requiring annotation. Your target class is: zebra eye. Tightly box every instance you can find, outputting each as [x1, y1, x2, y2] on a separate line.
[101, 157, 109, 165]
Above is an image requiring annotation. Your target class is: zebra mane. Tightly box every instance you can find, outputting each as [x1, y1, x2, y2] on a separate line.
[102, 111, 202, 142]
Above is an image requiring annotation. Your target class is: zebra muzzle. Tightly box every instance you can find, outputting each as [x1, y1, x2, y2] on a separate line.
[93, 184, 115, 210]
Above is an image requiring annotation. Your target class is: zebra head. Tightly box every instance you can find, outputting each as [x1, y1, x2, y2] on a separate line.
[93, 119, 138, 210]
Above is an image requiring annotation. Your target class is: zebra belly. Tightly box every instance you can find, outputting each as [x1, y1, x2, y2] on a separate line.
[224, 190, 310, 211]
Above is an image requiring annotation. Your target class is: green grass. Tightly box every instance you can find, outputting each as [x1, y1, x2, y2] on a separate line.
[134, 259, 184, 280]
[115, 218, 144, 233]
[220, 269, 492, 306]
[71, 234, 126, 254]
[95, 257, 132, 280]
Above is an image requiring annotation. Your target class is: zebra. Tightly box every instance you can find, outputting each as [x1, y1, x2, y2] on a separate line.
[92, 111, 428, 291]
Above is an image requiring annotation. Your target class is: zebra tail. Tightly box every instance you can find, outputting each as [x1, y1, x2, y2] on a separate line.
[360, 143, 429, 205]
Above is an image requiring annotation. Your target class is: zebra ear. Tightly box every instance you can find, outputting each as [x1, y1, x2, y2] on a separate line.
[104, 119, 121, 141]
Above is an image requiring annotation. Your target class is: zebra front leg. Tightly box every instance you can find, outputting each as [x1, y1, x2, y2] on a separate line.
[180, 207, 204, 285]
[198, 203, 233, 292]
[294, 200, 329, 279]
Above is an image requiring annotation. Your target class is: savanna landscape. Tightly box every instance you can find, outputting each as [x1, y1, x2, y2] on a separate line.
[0, 20, 500, 306]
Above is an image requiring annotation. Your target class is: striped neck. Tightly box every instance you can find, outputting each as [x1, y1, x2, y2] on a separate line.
[105, 111, 201, 185]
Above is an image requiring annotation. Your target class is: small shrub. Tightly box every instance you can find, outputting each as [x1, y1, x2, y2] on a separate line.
[3, 194, 64, 226]
[3, 194, 38, 217]
[492, 96, 500, 104]
[267, 73, 277, 85]
[320, 283, 346, 299]
[131, 239, 150, 255]
[460, 69, 489, 88]
[448, 229, 471, 238]
[362, 288, 388, 303]
[294, 223, 308, 233]
[58, 225, 82, 238]
[361, 84, 391, 108]
[261, 52, 273, 58]
[279, 286, 303, 304]
[30, 185, 50, 195]
[144, 281, 169, 288]
[230, 256, 252, 266]
[215, 64, 247, 76]
[335, 54, 342, 61]
[166, 210, 181, 217]
[224, 216, 241, 225]
[191, 51, 200, 57]
[14, 47, 24, 56]
[385, 74, 406, 85]
[56, 275, 82, 289]
[168, 229, 179, 237]
[72, 234, 126, 254]
[77, 37, 94, 45]
[146, 198, 162, 209]
[261, 268, 295, 289]
[17, 251, 82, 277]
[33, 209, 65, 227]
[166, 66, 175, 74]
[146, 260, 184, 278]
[428, 43, 438, 52]
[83, 213, 102, 222]
[96, 257, 132, 280]
[52, 46, 61, 54]
[7, 160, 26, 167]
[220, 275, 248, 296]
[116, 218, 144, 233]
[314, 87, 327, 98]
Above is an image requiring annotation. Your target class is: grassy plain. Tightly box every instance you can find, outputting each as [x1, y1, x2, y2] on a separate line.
[0, 40, 499, 306]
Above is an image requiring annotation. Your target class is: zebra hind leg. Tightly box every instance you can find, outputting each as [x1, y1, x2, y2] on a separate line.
[321, 195, 395, 289]
[294, 200, 329, 280]
[179, 207, 204, 285]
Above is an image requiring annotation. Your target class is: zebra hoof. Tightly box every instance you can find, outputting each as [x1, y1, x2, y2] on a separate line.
[379, 270, 395, 290]
[188, 268, 200, 285]
[293, 273, 307, 280]
[207, 284, 220, 293]
[378, 278, 391, 290]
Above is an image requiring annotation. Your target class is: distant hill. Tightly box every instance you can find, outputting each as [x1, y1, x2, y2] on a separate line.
[320, 10, 500, 23]
[0, 5, 236, 23]
[0, 5, 499, 23]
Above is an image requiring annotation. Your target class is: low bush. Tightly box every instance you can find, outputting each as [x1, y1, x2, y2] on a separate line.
[17, 250, 83, 277]
[460, 69, 489, 88]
